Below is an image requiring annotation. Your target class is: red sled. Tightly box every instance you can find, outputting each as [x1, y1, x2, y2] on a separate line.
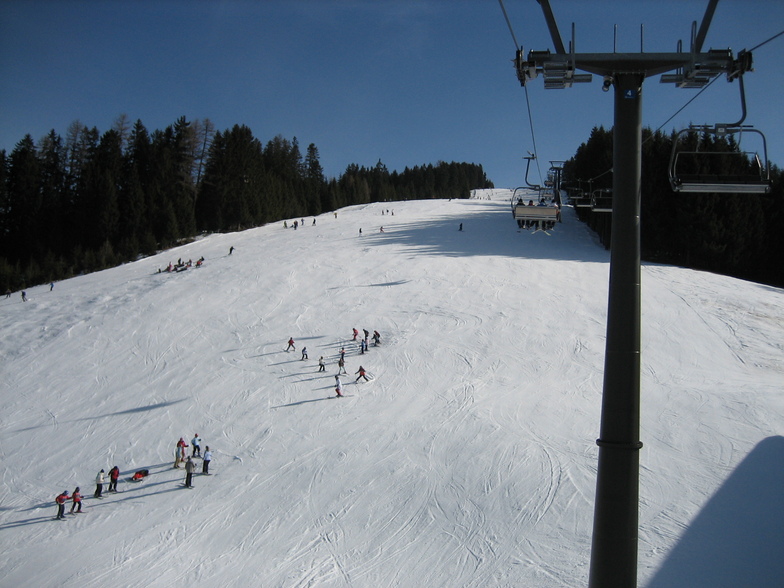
[131, 469, 149, 482]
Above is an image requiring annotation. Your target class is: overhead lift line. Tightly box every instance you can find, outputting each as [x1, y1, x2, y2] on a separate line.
[499, 0, 543, 186]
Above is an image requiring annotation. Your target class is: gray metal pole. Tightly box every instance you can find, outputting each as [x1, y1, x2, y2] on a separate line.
[588, 72, 644, 588]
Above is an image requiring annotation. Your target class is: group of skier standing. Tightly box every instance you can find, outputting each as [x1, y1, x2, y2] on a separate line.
[175, 435, 213, 488]
[286, 327, 381, 398]
[54, 436, 214, 518]
[53, 465, 120, 519]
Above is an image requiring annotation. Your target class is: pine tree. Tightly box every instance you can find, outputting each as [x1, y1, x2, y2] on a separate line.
[5, 136, 42, 262]
[37, 130, 67, 259]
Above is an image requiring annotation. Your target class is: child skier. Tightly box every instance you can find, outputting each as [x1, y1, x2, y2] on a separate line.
[175, 438, 188, 468]
[55, 490, 69, 519]
[335, 375, 343, 397]
[70, 488, 82, 513]
[301, 347, 308, 360]
[355, 366, 369, 383]
[108, 466, 120, 492]
[318, 357, 326, 372]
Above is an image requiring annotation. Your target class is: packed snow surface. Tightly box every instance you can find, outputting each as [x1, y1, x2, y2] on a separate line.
[1, 191, 783, 587]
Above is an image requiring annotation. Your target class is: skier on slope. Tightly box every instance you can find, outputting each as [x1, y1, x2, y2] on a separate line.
[335, 375, 344, 397]
[202, 446, 212, 474]
[175, 437, 188, 468]
[355, 366, 369, 383]
[184, 457, 195, 488]
[94, 470, 105, 498]
[108, 466, 120, 492]
[301, 347, 308, 360]
[55, 490, 69, 519]
[318, 357, 326, 372]
[337, 357, 347, 374]
[192, 434, 202, 458]
[70, 487, 83, 513]
[286, 338, 295, 352]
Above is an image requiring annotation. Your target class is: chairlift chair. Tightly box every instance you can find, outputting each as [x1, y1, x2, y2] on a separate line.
[511, 188, 558, 228]
[573, 191, 592, 208]
[564, 184, 592, 207]
[669, 125, 770, 194]
[669, 125, 771, 194]
[591, 189, 613, 213]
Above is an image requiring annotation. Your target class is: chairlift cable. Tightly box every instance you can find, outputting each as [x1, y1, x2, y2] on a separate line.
[648, 76, 720, 139]
[748, 29, 784, 52]
[524, 84, 544, 185]
[596, 78, 720, 185]
[497, 0, 520, 50]
[498, 0, 543, 186]
[650, 29, 782, 140]
[588, 167, 613, 183]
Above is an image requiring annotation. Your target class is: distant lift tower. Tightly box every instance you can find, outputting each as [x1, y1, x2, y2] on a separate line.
[512, 1, 754, 587]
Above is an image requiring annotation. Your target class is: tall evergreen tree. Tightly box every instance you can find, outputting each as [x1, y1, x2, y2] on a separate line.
[37, 130, 67, 258]
[5, 136, 42, 262]
[303, 143, 324, 216]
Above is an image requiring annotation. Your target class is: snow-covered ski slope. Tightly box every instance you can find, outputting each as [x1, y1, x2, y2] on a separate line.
[1, 191, 783, 588]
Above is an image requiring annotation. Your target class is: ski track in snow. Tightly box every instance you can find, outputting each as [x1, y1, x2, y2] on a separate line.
[1, 193, 783, 587]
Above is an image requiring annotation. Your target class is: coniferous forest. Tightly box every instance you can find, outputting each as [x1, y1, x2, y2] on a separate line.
[2, 117, 782, 290]
[0, 116, 493, 291]
[565, 126, 784, 287]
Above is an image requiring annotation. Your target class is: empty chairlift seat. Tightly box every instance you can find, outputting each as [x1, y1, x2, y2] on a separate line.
[591, 189, 613, 213]
[669, 125, 771, 194]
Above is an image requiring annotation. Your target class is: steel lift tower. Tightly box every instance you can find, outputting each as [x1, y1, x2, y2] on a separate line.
[512, 1, 754, 586]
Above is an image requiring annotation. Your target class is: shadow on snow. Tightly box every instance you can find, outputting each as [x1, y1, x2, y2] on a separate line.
[647, 435, 784, 588]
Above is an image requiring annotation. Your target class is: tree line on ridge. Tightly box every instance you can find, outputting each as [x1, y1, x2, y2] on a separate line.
[0, 116, 493, 291]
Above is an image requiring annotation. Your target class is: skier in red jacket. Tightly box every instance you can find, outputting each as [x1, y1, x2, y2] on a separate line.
[55, 490, 69, 519]
[108, 466, 120, 492]
[355, 366, 370, 383]
[70, 488, 83, 513]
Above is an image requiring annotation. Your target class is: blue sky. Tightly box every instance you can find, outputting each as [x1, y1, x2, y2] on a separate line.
[1, 0, 782, 189]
